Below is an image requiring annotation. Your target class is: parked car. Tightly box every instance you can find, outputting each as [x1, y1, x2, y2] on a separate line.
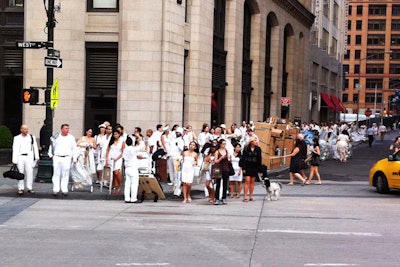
[369, 151, 400, 193]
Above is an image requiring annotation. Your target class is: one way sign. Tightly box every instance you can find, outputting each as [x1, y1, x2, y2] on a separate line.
[44, 57, 63, 68]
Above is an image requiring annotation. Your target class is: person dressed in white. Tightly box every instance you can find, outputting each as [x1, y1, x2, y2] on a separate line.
[336, 130, 350, 162]
[48, 124, 77, 196]
[197, 123, 212, 152]
[169, 127, 185, 196]
[229, 143, 243, 199]
[71, 128, 97, 188]
[123, 136, 144, 203]
[94, 124, 108, 183]
[12, 124, 40, 195]
[181, 141, 199, 203]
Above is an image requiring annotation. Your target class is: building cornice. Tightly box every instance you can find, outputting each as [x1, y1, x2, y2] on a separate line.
[272, 0, 315, 28]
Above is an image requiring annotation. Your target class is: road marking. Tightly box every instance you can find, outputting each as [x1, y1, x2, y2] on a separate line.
[304, 264, 359, 266]
[116, 264, 170, 266]
[260, 229, 381, 237]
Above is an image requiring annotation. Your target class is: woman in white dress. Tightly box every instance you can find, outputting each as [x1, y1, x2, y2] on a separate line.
[106, 129, 125, 194]
[229, 143, 243, 198]
[336, 130, 350, 162]
[181, 141, 199, 203]
[71, 128, 97, 188]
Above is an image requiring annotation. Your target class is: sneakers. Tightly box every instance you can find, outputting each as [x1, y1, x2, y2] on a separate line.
[214, 200, 221, 205]
[221, 199, 228, 205]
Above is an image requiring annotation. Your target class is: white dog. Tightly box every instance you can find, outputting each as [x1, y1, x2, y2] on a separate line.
[266, 182, 282, 201]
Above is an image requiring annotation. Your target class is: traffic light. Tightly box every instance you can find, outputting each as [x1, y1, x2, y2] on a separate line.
[22, 89, 39, 104]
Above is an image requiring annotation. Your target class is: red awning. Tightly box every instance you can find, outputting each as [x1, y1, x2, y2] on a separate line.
[320, 92, 336, 111]
[338, 98, 347, 113]
[331, 95, 345, 112]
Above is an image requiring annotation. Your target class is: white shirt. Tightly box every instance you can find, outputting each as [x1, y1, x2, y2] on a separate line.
[122, 145, 141, 168]
[48, 133, 76, 159]
[12, 134, 40, 164]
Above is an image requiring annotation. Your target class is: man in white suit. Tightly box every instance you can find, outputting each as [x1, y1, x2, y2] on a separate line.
[48, 124, 77, 196]
[12, 125, 40, 195]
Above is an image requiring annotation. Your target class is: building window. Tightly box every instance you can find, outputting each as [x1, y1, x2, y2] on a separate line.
[391, 34, 400, 45]
[356, 20, 362, 30]
[355, 35, 362, 45]
[391, 49, 400, 60]
[393, 5, 400, 16]
[323, 0, 330, 18]
[344, 79, 349, 90]
[353, 94, 359, 103]
[343, 64, 349, 74]
[366, 79, 383, 89]
[390, 64, 400, 74]
[368, 5, 386, 16]
[354, 64, 360, 74]
[6, 0, 23, 7]
[366, 49, 385, 59]
[347, 20, 351, 30]
[344, 50, 350, 59]
[330, 37, 337, 55]
[342, 93, 348, 102]
[333, 3, 339, 27]
[87, 0, 119, 12]
[355, 50, 361, 60]
[367, 34, 385, 45]
[365, 93, 382, 104]
[356, 6, 363, 15]
[347, 35, 351, 45]
[349, 5, 352, 16]
[368, 20, 386, 30]
[392, 20, 400, 31]
[366, 64, 384, 74]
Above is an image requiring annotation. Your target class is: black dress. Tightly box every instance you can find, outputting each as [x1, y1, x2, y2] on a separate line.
[241, 146, 262, 177]
[289, 149, 302, 173]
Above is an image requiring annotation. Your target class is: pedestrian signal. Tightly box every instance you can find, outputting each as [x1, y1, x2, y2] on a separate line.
[22, 89, 39, 104]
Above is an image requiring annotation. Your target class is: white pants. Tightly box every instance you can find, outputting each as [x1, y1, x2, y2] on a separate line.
[17, 155, 34, 191]
[52, 156, 72, 193]
[124, 166, 139, 202]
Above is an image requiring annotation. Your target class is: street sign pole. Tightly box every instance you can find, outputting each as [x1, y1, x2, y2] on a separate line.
[36, 0, 55, 183]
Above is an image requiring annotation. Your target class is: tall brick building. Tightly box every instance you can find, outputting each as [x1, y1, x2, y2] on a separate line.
[343, 1, 400, 117]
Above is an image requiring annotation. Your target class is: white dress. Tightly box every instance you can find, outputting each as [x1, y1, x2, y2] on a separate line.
[336, 134, 349, 153]
[181, 155, 195, 183]
[229, 155, 243, 182]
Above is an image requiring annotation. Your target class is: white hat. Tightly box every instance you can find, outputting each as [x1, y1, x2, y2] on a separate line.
[175, 127, 183, 134]
[249, 120, 254, 124]
[163, 126, 169, 131]
[220, 124, 226, 128]
[98, 124, 106, 128]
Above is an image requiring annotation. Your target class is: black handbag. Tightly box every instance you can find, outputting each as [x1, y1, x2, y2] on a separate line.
[228, 162, 235, 176]
[152, 148, 166, 161]
[210, 164, 222, 179]
[3, 165, 25, 180]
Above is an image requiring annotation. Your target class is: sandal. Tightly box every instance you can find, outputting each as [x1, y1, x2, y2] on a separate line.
[249, 198, 254, 201]
[243, 199, 248, 202]
[305, 181, 311, 185]
[287, 183, 294, 186]
[188, 198, 192, 203]
[315, 182, 322, 185]
[28, 189, 35, 194]
[18, 190, 24, 195]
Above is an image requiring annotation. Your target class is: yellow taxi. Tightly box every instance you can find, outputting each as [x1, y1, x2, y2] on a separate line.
[369, 151, 400, 193]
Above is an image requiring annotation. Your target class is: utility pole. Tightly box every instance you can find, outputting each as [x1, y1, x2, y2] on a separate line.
[36, 0, 55, 182]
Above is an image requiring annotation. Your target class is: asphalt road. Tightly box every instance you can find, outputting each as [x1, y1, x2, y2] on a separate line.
[0, 131, 399, 267]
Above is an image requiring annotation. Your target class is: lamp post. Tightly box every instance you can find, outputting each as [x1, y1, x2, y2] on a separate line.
[355, 50, 392, 130]
[36, 0, 56, 182]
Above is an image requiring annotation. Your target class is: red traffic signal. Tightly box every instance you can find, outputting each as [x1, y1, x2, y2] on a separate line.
[22, 89, 39, 104]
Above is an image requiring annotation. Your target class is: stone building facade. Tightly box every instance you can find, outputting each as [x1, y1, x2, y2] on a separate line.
[21, 0, 314, 136]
